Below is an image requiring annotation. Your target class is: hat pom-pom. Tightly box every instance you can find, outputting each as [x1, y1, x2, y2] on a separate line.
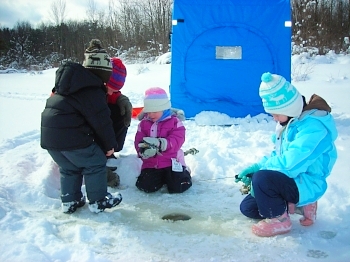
[261, 72, 272, 83]
[89, 39, 101, 48]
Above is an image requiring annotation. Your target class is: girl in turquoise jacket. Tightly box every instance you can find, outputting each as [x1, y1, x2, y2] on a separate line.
[236, 73, 338, 237]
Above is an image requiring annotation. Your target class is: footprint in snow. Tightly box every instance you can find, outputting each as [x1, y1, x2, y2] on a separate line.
[318, 230, 337, 239]
[307, 249, 328, 259]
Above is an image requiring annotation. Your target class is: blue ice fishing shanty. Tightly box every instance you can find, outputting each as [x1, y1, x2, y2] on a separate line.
[170, 0, 292, 118]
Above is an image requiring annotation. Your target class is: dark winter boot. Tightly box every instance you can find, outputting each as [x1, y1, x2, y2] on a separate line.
[62, 196, 86, 214]
[88, 192, 122, 213]
[107, 168, 120, 187]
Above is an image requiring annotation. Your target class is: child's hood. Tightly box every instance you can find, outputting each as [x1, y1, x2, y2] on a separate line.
[299, 94, 337, 141]
[303, 94, 331, 113]
[137, 108, 185, 121]
[54, 62, 104, 95]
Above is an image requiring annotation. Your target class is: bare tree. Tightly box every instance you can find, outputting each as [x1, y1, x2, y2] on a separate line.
[7, 21, 36, 68]
[140, 0, 172, 53]
[1, 0, 350, 69]
[87, 0, 98, 23]
[51, 0, 66, 25]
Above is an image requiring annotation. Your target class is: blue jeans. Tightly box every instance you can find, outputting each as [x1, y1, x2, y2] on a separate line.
[240, 170, 299, 219]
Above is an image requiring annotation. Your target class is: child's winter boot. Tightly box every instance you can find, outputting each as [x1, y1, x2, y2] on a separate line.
[252, 211, 292, 237]
[107, 168, 120, 188]
[88, 192, 122, 213]
[288, 202, 303, 215]
[288, 202, 295, 214]
[299, 202, 317, 226]
[62, 196, 86, 214]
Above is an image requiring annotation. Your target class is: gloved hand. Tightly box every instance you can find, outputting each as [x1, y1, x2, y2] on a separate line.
[139, 137, 167, 151]
[138, 137, 168, 159]
[139, 146, 158, 159]
[235, 163, 260, 186]
[116, 94, 132, 127]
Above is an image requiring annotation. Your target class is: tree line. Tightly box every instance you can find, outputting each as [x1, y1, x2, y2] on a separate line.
[0, 0, 349, 70]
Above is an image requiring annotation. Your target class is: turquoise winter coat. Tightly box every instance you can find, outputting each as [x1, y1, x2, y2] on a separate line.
[258, 95, 338, 206]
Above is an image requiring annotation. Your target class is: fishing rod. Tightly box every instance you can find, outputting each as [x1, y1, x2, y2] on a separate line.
[196, 174, 252, 195]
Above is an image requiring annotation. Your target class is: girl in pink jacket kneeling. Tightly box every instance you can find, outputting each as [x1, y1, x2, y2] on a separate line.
[134, 87, 192, 193]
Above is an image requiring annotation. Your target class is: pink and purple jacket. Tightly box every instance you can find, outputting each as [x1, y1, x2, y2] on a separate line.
[134, 115, 186, 170]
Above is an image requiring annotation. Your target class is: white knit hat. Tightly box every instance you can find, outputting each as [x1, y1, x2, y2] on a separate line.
[259, 72, 303, 117]
[143, 87, 171, 113]
[82, 39, 112, 83]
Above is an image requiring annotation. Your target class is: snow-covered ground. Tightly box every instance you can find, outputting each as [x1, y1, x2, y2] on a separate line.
[0, 52, 349, 261]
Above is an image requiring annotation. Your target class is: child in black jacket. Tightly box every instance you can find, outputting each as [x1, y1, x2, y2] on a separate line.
[41, 39, 122, 214]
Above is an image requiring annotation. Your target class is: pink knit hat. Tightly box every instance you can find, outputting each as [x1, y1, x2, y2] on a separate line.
[106, 57, 127, 91]
[143, 87, 171, 113]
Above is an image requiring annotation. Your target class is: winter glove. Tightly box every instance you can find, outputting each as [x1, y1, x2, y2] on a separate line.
[116, 94, 132, 127]
[138, 137, 167, 159]
[140, 137, 167, 151]
[235, 163, 260, 186]
[139, 146, 158, 159]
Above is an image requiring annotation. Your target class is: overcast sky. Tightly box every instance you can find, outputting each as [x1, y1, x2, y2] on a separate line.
[0, 0, 109, 28]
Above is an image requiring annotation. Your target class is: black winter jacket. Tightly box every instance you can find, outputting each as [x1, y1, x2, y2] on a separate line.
[40, 62, 117, 152]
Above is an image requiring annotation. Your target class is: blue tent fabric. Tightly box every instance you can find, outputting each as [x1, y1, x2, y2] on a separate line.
[170, 0, 291, 118]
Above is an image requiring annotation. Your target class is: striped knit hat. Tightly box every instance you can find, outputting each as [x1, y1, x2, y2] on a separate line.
[106, 57, 127, 91]
[143, 87, 171, 113]
[259, 72, 303, 117]
[83, 39, 112, 83]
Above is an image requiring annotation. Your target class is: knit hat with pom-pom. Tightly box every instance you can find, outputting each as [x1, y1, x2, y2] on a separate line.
[83, 39, 112, 83]
[259, 72, 303, 117]
[143, 87, 171, 113]
[106, 57, 127, 91]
